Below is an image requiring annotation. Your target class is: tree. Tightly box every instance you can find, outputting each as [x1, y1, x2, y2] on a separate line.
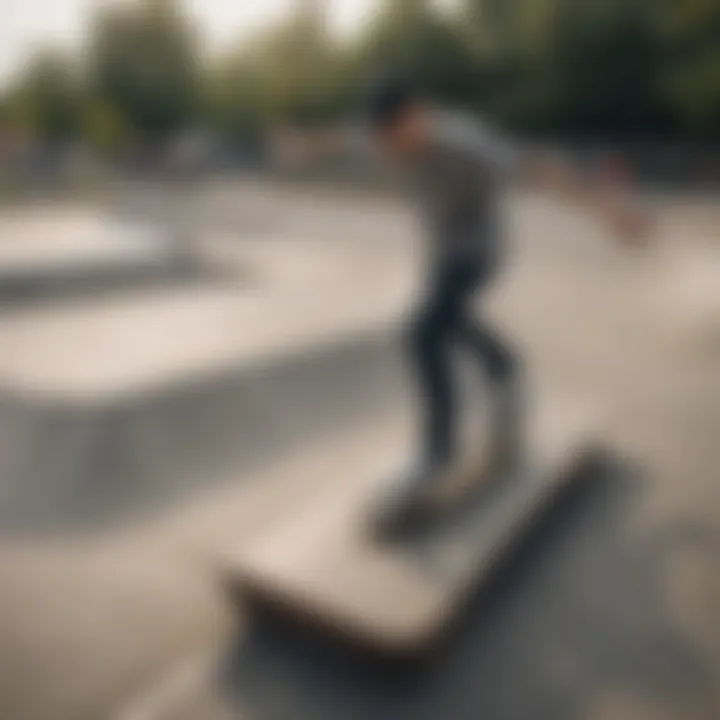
[9, 45, 82, 142]
[82, 99, 132, 157]
[87, 0, 200, 143]
[358, 0, 483, 108]
[659, 0, 720, 137]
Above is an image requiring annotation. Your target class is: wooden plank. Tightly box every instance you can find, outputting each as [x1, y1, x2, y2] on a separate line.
[226, 397, 603, 658]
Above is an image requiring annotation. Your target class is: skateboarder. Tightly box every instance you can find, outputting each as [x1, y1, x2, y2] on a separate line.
[360, 78, 648, 511]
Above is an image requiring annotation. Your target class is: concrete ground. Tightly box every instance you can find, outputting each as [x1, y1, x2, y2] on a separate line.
[0, 183, 718, 719]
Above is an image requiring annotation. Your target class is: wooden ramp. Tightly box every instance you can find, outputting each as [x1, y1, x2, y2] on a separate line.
[226, 396, 603, 659]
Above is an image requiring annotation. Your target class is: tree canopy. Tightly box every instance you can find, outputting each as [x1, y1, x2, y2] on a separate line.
[2, 0, 717, 155]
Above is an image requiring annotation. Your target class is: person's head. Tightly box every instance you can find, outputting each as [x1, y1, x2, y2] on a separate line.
[365, 77, 431, 158]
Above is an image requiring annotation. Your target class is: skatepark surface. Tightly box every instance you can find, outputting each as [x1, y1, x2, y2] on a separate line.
[0, 205, 214, 303]
[0, 183, 719, 719]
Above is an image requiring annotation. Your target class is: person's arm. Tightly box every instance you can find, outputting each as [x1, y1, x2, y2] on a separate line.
[518, 149, 652, 246]
[470, 116, 651, 246]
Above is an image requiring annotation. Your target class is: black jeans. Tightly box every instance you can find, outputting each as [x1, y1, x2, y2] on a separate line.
[407, 255, 518, 468]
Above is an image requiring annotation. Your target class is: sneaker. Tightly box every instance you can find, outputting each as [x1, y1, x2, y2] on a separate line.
[370, 461, 443, 541]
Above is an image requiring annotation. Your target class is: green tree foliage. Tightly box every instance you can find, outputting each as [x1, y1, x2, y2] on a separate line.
[357, 0, 482, 106]
[659, 0, 720, 136]
[246, 0, 351, 124]
[8, 46, 82, 142]
[206, 0, 359, 147]
[82, 99, 132, 156]
[87, 0, 200, 142]
[0, 0, 717, 150]
[204, 50, 266, 139]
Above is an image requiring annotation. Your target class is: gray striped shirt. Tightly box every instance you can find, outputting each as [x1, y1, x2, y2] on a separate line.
[407, 111, 518, 267]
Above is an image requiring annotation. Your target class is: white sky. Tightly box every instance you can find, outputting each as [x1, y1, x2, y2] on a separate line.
[0, 0, 382, 87]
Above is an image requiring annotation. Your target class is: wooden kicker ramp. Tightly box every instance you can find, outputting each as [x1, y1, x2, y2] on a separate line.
[225, 394, 605, 660]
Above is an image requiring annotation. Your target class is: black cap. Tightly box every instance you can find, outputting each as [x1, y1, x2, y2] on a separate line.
[364, 76, 417, 132]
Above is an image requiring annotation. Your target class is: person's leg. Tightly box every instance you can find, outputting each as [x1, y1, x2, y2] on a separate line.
[456, 308, 524, 463]
[458, 312, 517, 384]
[406, 263, 471, 469]
[407, 301, 455, 470]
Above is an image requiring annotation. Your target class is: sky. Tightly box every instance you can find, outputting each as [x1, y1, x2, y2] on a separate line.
[0, 0, 382, 87]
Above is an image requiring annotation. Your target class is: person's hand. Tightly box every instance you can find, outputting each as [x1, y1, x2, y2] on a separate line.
[603, 196, 654, 248]
[592, 153, 653, 248]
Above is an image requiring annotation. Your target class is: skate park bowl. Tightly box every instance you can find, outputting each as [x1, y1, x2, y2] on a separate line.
[0, 227, 417, 535]
[0, 206, 224, 306]
[0, 195, 717, 539]
[0, 191, 719, 720]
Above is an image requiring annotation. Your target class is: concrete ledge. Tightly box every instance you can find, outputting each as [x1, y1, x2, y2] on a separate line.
[0, 326, 406, 533]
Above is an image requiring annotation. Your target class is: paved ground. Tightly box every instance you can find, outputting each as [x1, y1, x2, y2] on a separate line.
[0, 203, 209, 305]
[0, 183, 718, 719]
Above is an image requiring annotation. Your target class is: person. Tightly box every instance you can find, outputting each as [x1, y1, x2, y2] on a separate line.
[357, 78, 649, 513]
